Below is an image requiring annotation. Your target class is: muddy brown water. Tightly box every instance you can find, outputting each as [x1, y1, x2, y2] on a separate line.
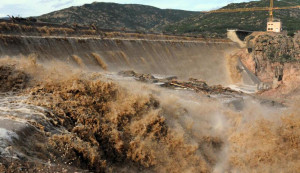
[0, 35, 238, 85]
[0, 35, 299, 173]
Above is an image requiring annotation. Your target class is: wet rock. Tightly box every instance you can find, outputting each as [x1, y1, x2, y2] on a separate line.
[135, 73, 156, 82]
[119, 70, 242, 96]
[165, 76, 177, 80]
[118, 70, 137, 77]
[259, 99, 286, 108]
[119, 70, 167, 83]
[162, 78, 241, 95]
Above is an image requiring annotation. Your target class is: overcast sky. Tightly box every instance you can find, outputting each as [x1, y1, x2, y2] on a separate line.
[0, 0, 258, 17]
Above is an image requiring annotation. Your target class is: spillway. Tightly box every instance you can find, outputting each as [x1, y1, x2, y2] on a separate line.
[0, 35, 238, 85]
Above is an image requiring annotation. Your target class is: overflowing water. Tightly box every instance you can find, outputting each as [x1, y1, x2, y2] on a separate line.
[0, 34, 299, 173]
[0, 35, 238, 85]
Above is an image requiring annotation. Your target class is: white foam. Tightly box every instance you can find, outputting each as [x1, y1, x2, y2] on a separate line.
[227, 84, 257, 94]
[0, 128, 18, 142]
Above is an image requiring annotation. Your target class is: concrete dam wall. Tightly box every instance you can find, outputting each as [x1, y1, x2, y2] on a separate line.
[0, 35, 239, 85]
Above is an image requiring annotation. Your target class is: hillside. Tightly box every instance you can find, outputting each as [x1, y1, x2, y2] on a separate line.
[37, 2, 200, 32]
[164, 0, 300, 37]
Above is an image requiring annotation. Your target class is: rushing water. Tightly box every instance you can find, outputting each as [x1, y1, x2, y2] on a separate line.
[0, 35, 238, 85]
[0, 35, 299, 172]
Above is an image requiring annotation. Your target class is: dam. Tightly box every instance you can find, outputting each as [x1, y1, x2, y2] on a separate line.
[0, 33, 239, 85]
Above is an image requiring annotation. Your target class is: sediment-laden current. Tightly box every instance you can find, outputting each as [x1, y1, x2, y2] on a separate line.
[0, 57, 299, 173]
[0, 29, 300, 172]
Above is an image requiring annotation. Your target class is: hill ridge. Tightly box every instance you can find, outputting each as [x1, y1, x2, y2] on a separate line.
[38, 2, 200, 32]
[37, 0, 300, 37]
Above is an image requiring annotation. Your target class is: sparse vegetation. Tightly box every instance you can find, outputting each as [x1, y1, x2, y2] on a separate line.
[38, 2, 200, 32]
[164, 0, 300, 37]
[253, 33, 300, 63]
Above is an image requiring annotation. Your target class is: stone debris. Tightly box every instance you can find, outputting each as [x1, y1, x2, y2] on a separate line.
[119, 70, 242, 95]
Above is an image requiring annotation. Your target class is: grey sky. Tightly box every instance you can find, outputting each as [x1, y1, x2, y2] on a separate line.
[0, 0, 258, 17]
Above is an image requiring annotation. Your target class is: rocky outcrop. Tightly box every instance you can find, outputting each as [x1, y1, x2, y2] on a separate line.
[249, 33, 299, 82]
[294, 31, 300, 53]
[234, 32, 300, 99]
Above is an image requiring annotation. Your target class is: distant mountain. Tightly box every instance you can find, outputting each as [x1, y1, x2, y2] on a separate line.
[0, 17, 9, 20]
[37, 2, 201, 32]
[163, 0, 300, 37]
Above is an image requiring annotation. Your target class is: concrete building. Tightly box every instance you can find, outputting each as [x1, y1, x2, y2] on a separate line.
[267, 19, 282, 32]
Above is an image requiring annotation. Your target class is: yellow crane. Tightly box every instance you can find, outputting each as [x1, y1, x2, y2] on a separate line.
[269, 0, 274, 22]
[202, 0, 300, 32]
